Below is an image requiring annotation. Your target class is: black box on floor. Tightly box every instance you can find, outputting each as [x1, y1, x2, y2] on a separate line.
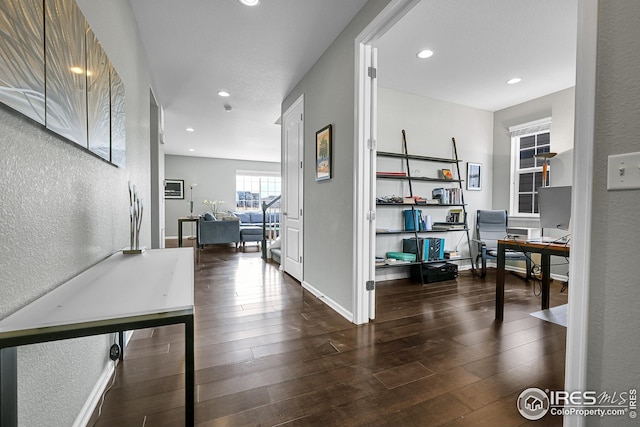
[411, 262, 458, 283]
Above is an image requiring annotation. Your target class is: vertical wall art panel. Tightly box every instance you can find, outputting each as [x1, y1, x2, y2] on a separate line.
[86, 28, 110, 161]
[45, 0, 87, 147]
[0, 0, 45, 124]
[110, 66, 126, 167]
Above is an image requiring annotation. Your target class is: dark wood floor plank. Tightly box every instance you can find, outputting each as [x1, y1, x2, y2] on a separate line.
[367, 393, 472, 427]
[90, 245, 568, 426]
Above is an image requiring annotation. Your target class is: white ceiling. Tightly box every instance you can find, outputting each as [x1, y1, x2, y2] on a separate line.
[130, 0, 369, 163]
[130, 0, 577, 163]
[375, 0, 578, 112]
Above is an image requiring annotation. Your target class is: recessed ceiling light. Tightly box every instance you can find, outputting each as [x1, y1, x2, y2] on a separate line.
[238, 0, 260, 6]
[507, 77, 522, 85]
[188, 148, 195, 152]
[70, 66, 84, 74]
[218, 91, 230, 97]
[416, 49, 434, 59]
[186, 127, 195, 132]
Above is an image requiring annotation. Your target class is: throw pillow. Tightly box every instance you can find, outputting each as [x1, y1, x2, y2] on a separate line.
[203, 212, 216, 221]
[233, 211, 251, 223]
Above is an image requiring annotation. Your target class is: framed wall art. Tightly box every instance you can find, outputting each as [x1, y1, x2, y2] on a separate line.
[467, 162, 482, 190]
[315, 124, 332, 181]
[164, 179, 184, 199]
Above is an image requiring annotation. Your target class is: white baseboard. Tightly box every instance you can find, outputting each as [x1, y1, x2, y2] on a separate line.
[302, 280, 353, 323]
[375, 270, 410, 282]
[506, 265, 569, 282]
[73, 360, 115, 427]
[74, 333, 133, 426]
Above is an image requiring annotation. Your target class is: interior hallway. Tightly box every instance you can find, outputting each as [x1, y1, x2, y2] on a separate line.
[90, 242, 567, 426]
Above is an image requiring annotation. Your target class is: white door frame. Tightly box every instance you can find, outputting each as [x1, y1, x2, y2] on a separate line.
[352, 1, 597, 421]
[564, 1, 597, 426]
[353, 0, 420, 325]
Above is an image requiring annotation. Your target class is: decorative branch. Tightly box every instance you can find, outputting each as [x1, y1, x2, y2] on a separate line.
[127, 181, 143, 252]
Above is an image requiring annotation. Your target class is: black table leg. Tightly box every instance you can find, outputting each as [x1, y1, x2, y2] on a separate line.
[541, 253, 551, 310]
[0, 348, 18, 427]
[185, 316, 195, 425]
[496, 242, 506, 321]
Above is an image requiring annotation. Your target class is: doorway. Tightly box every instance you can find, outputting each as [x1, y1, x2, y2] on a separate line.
[354, 0, 595, 414]
[149, 90, 164, 249]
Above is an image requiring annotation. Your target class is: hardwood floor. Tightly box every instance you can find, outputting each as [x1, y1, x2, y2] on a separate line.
[89, 243, 567, 426]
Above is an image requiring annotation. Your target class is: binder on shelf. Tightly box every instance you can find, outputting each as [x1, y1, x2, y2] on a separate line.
[403, 209, 423, 231]
[402, 237, 445, 261]
[402, 238, 428, 261]
[428, 238, 445, 261]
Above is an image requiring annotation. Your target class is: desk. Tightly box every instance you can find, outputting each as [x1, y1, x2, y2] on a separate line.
[496, 239, 569, 321]
[0, 248, 195, 426]
[178, 216, 199, 247]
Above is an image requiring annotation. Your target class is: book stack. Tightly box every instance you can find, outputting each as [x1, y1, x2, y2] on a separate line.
[444, 250, 461, 259]
[433, 188, 462, 205]
[433, 222, 465, 230]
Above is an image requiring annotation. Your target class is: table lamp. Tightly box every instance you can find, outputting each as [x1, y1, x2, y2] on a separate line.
[188, 183, 198, 240]
[189, 183, 198, 218]
[534, 152, 557, 188]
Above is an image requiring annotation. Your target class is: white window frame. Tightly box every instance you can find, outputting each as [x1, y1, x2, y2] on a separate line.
[235, 170, 281, 211]
[509, 118, 552, 217]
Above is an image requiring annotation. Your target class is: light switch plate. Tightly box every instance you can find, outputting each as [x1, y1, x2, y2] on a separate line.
[607, 152, 640, 190]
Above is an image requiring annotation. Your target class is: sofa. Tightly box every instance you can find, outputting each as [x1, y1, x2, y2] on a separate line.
[198, 213, 240, 248]
[231, 211, 280, 250]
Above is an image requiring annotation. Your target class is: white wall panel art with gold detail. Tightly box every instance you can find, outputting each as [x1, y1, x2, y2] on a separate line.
[0, 0, 126, 166]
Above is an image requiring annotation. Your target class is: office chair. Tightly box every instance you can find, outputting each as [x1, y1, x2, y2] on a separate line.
[475, 210, 532, 279]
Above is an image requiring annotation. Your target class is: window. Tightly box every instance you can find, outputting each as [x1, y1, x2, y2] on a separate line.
[509, 119, 552, 215]
[235, 172, 281, 211]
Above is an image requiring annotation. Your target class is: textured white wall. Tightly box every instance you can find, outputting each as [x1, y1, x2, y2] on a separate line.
[164, 155, 280, 237]
[0, 1, 154, 424]
[587, 2, 640, 425]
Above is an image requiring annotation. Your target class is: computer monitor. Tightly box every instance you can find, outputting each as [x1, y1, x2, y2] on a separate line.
[538, 185, 572, 232]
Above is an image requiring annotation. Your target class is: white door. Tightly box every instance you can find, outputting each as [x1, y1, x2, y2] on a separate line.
[282, 96, 304, 281]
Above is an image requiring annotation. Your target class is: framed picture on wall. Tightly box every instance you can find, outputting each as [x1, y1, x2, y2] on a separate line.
[467, 162, 482, 190]
[315, 124, 332, 181]
[165, 179, 184, 199]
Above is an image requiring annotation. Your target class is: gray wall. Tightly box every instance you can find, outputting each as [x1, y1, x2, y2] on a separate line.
[587, 2, 640, 425]
[164, 155, 280, 237]
[0, 1, 154, 424]
[282, 0, 393, 314]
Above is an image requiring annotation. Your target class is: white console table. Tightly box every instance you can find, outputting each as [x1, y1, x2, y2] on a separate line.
[0, 248, 195, 426]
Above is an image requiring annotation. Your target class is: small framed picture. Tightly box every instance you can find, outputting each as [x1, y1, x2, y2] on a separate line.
[164, 179, 184, 199]
[440, 168, 453, 180]
[467, 162, 482, 190]
[316, 124, 332, 181]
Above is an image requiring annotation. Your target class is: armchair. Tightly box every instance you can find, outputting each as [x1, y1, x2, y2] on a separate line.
[475, 210, 531, 279]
